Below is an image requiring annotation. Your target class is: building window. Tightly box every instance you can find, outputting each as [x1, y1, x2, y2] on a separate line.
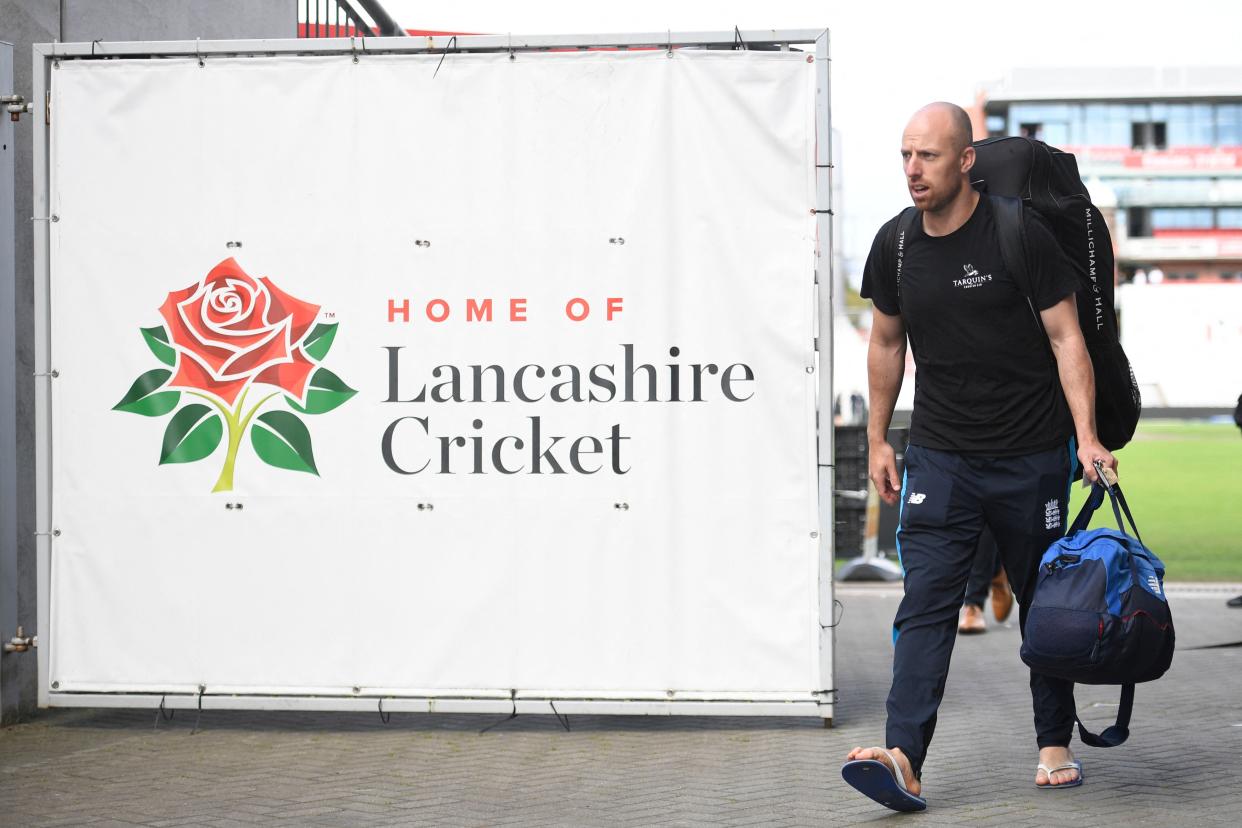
[1167, 103, 1215, 146]
[1003, 100, 1242, 149]
[1217, 104, 1242, 145]
[1150, 207, 1214, 230]
[1217, 207, 1242, 229]
[1080, 103, 1130, 146]
[1131, 121, 1167, 150]
[1042, 122, 1070, 146]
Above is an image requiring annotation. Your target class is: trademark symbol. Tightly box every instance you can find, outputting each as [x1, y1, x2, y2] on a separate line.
[323, 311, 336, 319]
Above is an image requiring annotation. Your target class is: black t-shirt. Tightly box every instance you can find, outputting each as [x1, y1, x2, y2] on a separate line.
[861, 196, 1079, 455]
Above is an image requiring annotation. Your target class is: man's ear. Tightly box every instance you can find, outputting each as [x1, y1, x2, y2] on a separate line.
[960, 145, 976, 175]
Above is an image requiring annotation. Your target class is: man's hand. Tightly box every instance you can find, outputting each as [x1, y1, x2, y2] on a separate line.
[870, 441, 902, 505]
[1077, 439, 1117, 485]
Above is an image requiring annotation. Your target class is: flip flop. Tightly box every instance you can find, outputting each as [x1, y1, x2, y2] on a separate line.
[1035, 760, 1083, 789]
[841, 748, 927, 812]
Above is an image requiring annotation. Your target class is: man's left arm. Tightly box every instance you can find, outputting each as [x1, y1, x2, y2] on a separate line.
[1041, 296, 1117, 483]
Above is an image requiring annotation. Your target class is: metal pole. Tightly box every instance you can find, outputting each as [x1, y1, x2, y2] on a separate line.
[31, 42, 52, 709]
[353, 0, 406, 36]
[0, 41, 20, 722]
[335, 1, 376, 38]
[812, 28, 837, 725]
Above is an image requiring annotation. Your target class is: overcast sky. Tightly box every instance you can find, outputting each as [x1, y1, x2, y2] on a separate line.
[380, 0, 1242, 272]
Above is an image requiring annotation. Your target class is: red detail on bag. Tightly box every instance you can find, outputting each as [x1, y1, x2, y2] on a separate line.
[1121, 610, 1173, 631]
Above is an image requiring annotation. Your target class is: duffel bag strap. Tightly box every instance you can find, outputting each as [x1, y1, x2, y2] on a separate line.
[1093, 460, 1144, 544]
[1074, 683, 1134, 748]
[1109, 485, 1144, 545]
[1051, 681, 1134, 748]
[1066, 480, 1107, 536]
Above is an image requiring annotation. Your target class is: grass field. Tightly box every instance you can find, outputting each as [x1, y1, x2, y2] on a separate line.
[1069, 420, 1242, 581]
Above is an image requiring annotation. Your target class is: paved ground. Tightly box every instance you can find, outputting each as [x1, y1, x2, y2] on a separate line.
[2, 582, 1240, 827]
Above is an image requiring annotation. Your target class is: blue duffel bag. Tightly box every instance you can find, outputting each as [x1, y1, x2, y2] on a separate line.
[1020, 463, 1175, 747]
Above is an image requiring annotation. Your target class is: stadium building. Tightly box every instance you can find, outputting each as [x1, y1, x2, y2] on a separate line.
[974, 66, 1242, 284]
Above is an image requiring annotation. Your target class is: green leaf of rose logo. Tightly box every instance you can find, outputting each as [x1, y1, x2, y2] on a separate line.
[113, 258, 355, 492]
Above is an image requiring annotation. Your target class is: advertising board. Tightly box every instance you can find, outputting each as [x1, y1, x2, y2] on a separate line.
[35, 33, 835, 717]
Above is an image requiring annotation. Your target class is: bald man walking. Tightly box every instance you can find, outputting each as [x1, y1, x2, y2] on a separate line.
[840, 103, 1117, 811]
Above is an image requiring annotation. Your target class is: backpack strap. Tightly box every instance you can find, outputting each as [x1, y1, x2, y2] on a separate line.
[885, 206, 920, 312]
[990, 194, 1043, 331]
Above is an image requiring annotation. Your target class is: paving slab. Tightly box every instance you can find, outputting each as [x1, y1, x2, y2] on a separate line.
[2, 583, 1239, 826]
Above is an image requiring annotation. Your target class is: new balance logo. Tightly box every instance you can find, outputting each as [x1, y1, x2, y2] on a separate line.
[1147, 575, 1162, 595]
[907, 492, 927, 505]
[1044, 499, 1061, 530]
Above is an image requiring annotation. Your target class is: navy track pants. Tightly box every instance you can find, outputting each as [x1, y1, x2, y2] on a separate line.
[886, 441, 1078, 776]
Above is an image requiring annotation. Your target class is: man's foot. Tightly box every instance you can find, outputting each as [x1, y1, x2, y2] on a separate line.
[844, 746, 921, 798]
[958, 603, 986, 634]
[1035, 746, 1082, 787]
[991, 569, 1014, 622]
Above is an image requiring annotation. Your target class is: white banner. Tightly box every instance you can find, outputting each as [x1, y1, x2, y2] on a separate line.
[48, 51, 820, 699]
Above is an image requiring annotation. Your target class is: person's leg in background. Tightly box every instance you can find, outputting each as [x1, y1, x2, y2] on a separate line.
[958, 526, 1001, 634]
[989, 550, 1014, 623]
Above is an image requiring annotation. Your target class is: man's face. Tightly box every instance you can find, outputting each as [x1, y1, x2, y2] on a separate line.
[901, 115, 969, 213]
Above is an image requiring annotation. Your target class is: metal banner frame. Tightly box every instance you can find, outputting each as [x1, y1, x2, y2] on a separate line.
[32, 29, 836, 720]
[2, 42, 20, 716]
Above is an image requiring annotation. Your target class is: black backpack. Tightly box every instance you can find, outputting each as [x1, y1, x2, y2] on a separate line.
[972, 136, 1141, 451]
[885, 137, 1141, 453]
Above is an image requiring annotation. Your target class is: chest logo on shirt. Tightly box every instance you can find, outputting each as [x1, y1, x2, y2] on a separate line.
[953, 263, 993, 290]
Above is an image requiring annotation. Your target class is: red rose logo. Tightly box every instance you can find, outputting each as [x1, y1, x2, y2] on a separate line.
[114, 259, 355, 492]
[159, 258, 320, 405]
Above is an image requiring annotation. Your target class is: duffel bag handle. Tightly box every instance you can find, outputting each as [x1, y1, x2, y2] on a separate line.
[1052, 682, 1135, 748]
[1066, 482, 1106, 535]
[1094, 460, 1143, 544]
[1065, 462, 1143, 544]
[1076, 684, 1134, 748]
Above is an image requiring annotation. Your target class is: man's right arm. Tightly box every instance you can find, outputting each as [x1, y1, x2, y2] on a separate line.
[867, 308, 907, 505]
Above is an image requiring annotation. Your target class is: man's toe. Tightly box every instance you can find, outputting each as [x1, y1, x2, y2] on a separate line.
[1055, 768, 1081, 786]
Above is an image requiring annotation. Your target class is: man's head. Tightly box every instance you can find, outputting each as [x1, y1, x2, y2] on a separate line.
[901, 102, 975, 214]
